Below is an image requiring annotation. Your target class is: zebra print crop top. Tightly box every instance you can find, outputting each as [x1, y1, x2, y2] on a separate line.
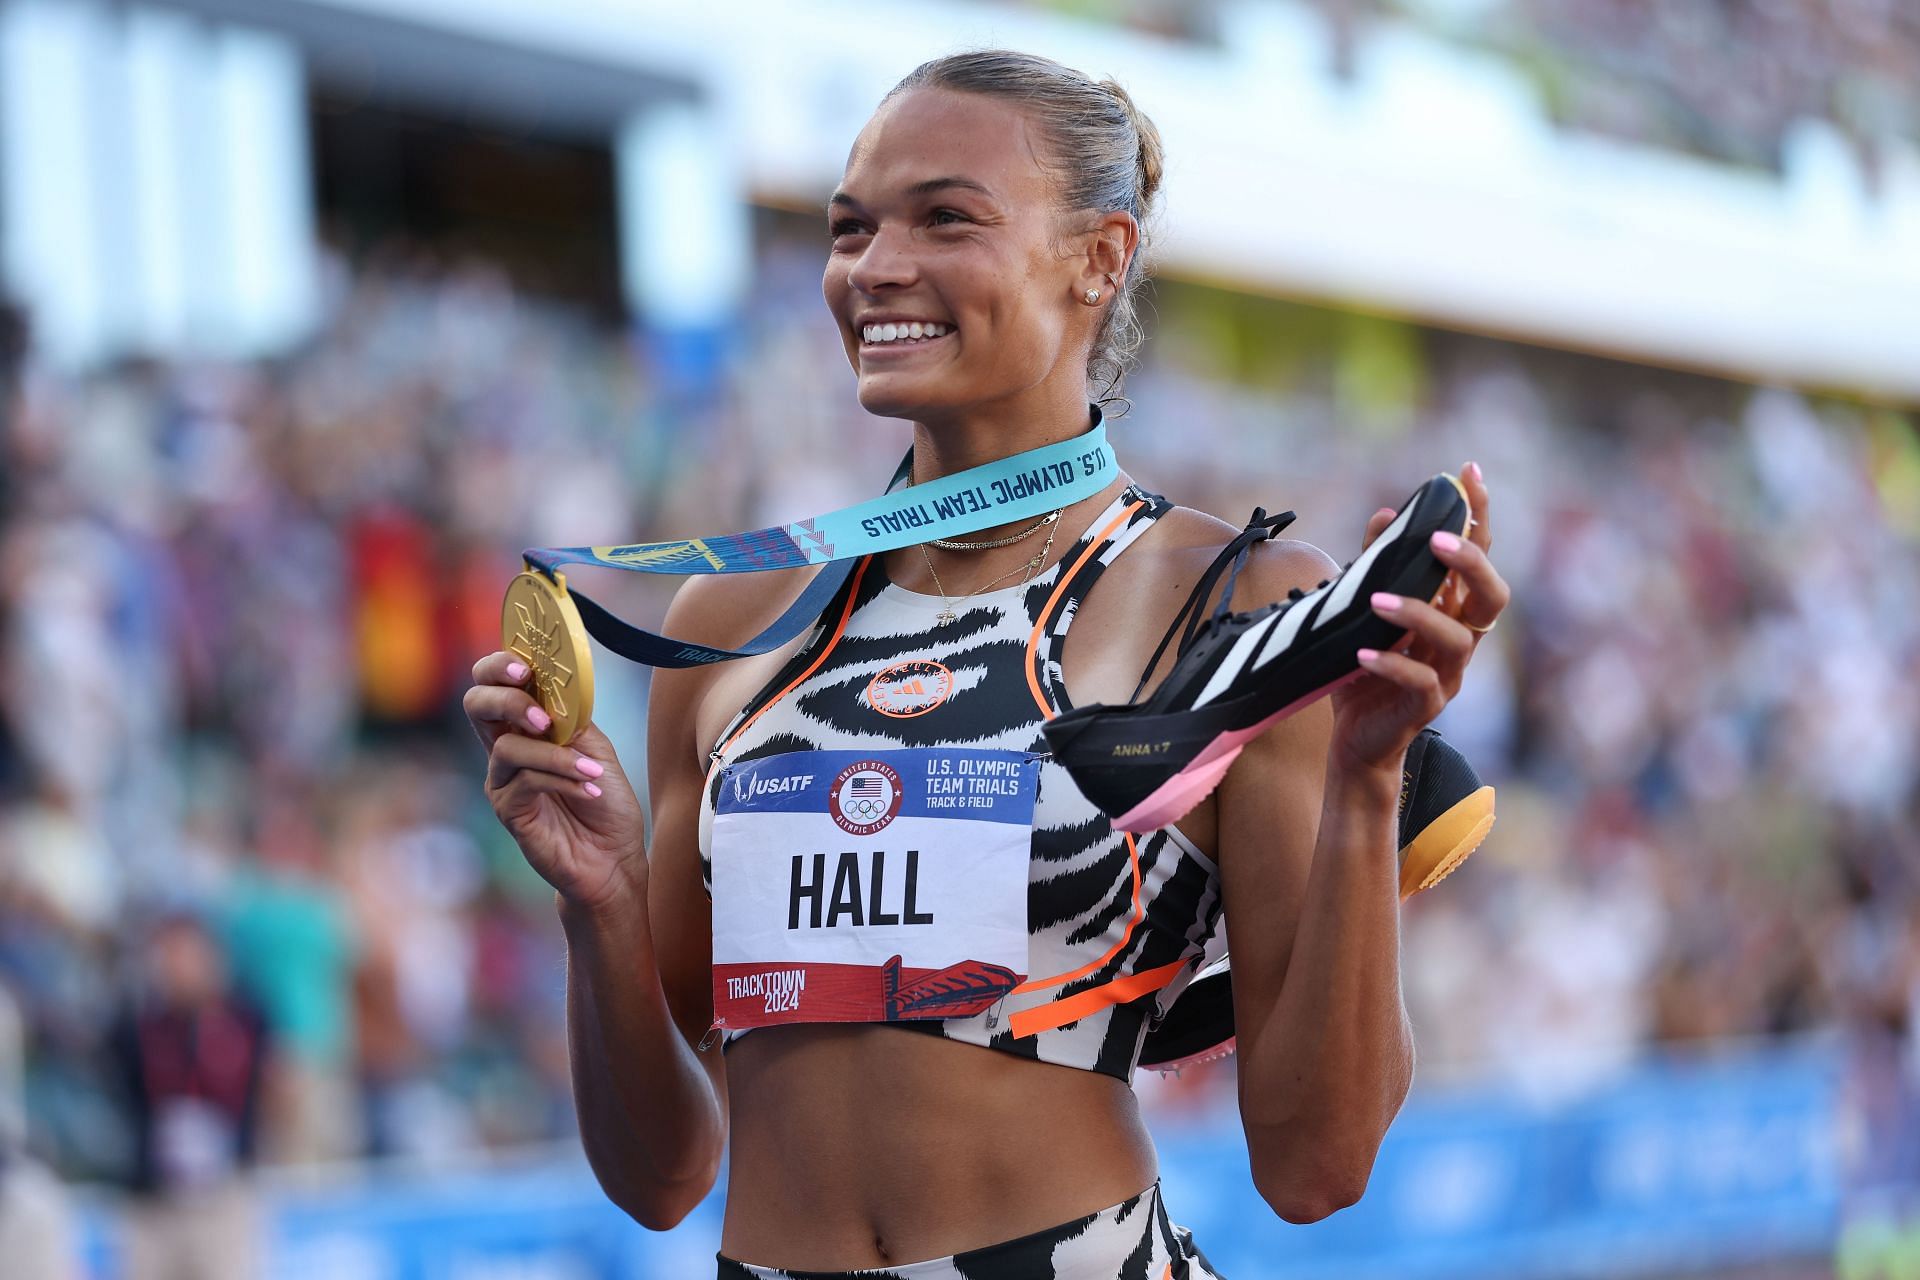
[696, 485, 1225, 1080]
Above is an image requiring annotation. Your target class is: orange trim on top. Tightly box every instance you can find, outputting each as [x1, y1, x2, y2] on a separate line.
[1008, 957, 1189, 1039]
[1010, 830, 1144, 996]
[1024, 498, 1145, 720]
[1011, 496, 1150, 999]
[707, 556, 871, 778]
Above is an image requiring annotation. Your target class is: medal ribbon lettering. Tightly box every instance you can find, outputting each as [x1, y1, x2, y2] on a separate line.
[502, 411, 1119, 740]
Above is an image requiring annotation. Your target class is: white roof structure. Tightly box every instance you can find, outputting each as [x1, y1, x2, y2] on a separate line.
[5, 0, 1915, 400]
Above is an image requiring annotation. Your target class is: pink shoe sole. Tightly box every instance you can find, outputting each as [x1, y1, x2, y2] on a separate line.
[1109, 666, 1368, 833]
[1148, 1034, 1239, 1074]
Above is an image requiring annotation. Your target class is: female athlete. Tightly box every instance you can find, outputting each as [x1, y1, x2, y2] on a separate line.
[465, 50, 1510, 1278]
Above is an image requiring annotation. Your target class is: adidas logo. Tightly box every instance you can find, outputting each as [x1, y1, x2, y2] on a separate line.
[866, 659, 954, 718]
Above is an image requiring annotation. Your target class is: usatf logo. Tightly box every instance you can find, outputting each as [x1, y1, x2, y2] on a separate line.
[866, 659, 954, 718]
[830, 760, 904, 836]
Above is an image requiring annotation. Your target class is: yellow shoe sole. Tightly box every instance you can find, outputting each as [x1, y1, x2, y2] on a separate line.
[1399, 785, 1495, 900]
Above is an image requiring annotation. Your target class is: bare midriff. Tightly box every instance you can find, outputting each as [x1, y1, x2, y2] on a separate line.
[718, 1023, 1158, 1271]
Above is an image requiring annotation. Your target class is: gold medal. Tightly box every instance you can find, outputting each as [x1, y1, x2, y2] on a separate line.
[500, 566, 595, 745]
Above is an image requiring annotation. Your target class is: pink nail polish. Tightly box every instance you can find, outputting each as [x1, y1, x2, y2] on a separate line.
[575, 755, 605, 779]
[1465, 461, 1482, 485]
[1371, 591, 1401, 611]
[1358, 648, 1380, 662]
[528, 707, 552, 732]
[583, 782, 603, 798]
[1431, 531, 1461, 553]
[506, 661, 528, 682]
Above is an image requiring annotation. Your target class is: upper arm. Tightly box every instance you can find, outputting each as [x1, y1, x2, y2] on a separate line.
[1209, 540, 1343, 1068]
[639, 567, 822, 1093]
[640, 578, 733, 1085]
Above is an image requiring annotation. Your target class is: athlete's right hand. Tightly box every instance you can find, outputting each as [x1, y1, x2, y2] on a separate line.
[465, 651, 648, 914]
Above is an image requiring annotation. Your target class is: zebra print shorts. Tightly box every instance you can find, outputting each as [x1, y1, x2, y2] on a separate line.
[714, 1181, 1223, 1278]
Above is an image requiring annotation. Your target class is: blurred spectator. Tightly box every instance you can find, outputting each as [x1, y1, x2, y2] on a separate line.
[0, 299, 22, 447]
[0, 983, 81, 1280]
[219, 789, 360, 1165]
[338, 763, 485, 1160]
[0, 299, 30, 805]
[108, 912, 269, 1280]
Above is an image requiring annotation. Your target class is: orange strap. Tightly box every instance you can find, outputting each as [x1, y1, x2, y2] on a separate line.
[1007, 957, 1189, 1039]
[1008, 831, 1142, 996]
[707, 556, 871, 774]
[1024, 499, 1145, 720]
[1010, 497, 1150, 999]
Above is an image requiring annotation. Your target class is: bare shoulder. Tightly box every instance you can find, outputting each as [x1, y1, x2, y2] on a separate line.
[650, 564, 827, 698]
[1060, 494, 1346, 714]
[658, 565, 822, 652]
[1237, 537, 1343, 605]
[1122, 501, 1341, 612]
[650, 565, 830, 768]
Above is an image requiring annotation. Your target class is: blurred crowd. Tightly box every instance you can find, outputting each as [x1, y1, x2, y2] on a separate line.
[1494, 0, 1920, 170]
[1002, 0, 1920, 172]
[1104, 275, 1920, 1142]
[0, 231, 1916, 1214]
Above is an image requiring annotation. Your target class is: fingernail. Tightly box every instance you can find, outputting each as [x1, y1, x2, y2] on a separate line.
[575, 755, 604, 779]
[506, 661, 528, 682]
[1431, 531, 1461, 553]
[1371, 591, 1401, 612]
[1465, 461, 1483, 485]
[1357, 648, 1380, 663]
[527, 706, 552, 732]
[583, 782, 602, 798]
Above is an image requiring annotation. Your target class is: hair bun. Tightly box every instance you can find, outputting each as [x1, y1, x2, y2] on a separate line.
[1099, 77, 1165, 211]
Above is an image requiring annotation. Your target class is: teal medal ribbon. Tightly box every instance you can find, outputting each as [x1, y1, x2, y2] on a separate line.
[523, 410, 1116, 668]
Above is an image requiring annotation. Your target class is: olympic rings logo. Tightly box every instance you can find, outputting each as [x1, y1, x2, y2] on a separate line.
[831, 761, 903, 835]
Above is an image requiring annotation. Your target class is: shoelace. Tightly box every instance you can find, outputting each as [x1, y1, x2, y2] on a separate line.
[1127, 507, 1300, 703]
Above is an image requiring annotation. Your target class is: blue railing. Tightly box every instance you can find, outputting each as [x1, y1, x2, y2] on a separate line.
[1158, 1042, 1841, 1278]
[80, 1041, 1844, 1278]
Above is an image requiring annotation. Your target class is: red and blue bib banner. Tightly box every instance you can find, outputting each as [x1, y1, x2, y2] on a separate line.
[708, 748, 1041, 1030]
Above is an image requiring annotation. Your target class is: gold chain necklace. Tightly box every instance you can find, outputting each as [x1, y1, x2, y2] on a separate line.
[928, 510, 1060, 551]
[902, 473, 1062, 551]
[920, 516, 1062, 626]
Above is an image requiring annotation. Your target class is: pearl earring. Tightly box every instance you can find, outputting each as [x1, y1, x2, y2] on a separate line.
[1083, 289, 1101, 304]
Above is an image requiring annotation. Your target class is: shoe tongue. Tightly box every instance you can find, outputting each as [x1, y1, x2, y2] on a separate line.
[1179, 615, 1220, 656]
[1181, 605, 1251, 656]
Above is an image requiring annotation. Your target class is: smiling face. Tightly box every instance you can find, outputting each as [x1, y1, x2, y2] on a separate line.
[823, 88, 1095, 424]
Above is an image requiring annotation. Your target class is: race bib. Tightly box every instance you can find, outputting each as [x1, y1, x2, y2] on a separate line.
[710, 748, 1039, 1030]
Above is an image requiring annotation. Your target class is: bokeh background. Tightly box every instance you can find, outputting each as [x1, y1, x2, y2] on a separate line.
[1, 0, 1917, 1277]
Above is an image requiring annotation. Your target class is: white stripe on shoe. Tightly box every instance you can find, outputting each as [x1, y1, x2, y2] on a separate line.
[1314, 493, 1421, 628]
[1190, 608, 1287, 708]
[1252, 579, 1334, 671]
[1189, 487, 1430, 709]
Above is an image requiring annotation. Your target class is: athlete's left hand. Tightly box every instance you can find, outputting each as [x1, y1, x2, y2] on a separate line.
[1328, 461, 1510, 776]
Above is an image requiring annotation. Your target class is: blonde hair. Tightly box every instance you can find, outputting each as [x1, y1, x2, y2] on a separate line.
[884, 50, 1165, 408]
